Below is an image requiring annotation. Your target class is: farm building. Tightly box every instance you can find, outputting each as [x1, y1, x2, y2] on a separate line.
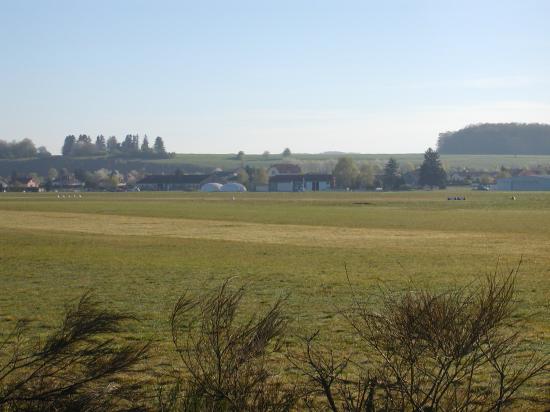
[15, 177, 40, 189]
[7, 177, 42, 192]
[51, 177, 85, 191]
[496, 175, 550, 191]
[137, 174, 210, 191]
[269, 174, 334, 192]
[137, 170, 241, 191]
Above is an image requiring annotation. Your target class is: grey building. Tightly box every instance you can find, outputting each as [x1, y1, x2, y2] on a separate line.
[496, 175, 550, 191]
[269, 174, 334, 192]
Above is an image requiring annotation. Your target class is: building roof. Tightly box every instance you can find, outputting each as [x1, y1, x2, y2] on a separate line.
[269, 174, 305, 183]
[138, 174, 209, 184]
[15, 177, 36, 184]
[499, 175, 550, 181]
[52, 177, 84, 187]
[269, 173, 333, 183]
[269, 163, 302, 174]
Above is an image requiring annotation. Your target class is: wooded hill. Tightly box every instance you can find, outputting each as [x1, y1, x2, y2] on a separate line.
[437, 123, 550, 154]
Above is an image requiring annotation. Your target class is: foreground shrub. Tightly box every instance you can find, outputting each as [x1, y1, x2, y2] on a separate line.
[157, 280, 297, 411]
[290, 269, 549, 411]
[0, 292, 149, 411]
[1, 270, 548, 411]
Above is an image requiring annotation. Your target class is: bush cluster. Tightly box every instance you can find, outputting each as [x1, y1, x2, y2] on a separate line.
[1, 271, 548, 411]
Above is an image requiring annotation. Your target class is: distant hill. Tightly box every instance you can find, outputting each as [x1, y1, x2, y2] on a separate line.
[5, 152, 550, 178]
[437, 123, 550, 155]
[0, 156, 208, 178]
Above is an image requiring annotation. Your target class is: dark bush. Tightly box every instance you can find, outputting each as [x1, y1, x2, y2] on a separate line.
[0, 292, 149, 411]
[290, 267, 549, 411]
[157, 280, 297, 411]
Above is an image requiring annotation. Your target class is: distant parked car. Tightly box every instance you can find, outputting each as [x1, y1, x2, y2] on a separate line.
[473, 184, 490, 191]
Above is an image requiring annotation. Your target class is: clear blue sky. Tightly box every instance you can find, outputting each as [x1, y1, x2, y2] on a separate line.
[1, 0, 549, 154]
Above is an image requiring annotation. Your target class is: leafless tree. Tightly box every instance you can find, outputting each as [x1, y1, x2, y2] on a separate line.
[0, 292, 149, 411]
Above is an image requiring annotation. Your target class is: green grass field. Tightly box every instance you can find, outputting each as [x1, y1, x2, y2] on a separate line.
[0, 191, 549, 402]
[0, 191, 548, 339]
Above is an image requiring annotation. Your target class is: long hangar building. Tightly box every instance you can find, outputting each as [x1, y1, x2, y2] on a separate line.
[496, 175, 550, 191]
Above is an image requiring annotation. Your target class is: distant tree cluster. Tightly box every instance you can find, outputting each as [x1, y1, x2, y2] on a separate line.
[62, 134, 171, 159]
[332, 149, 447, 190]
[0, 138, 51, 159]
[438, 123, 550, 154]
[332, 156, 387, 190]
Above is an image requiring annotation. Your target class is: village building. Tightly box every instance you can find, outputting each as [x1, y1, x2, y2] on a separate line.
[8, 177, 42, 192]
[496, 175, 550, 191]
[269, 173, 334, 192]
[137, 166, 334, 192]
[51, 176, 86, 191]
[137, 169, 241, 191]
[137, 174, 210, 191]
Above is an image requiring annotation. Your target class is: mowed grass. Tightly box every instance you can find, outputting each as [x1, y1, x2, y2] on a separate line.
[0, 191, 549, 361]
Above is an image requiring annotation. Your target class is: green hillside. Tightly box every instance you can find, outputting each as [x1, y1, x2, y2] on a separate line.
[438, 123, 550, 155]
[3, 152, 550, 177]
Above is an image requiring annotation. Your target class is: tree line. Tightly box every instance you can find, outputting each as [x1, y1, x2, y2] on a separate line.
[438, 123, 550, 155]
[0, 138, 51, 159]
[0, 134, 172, 160]
[333, 148, 447, 190]
[0, 272, 547, 410]
[62, 134, 171, 159]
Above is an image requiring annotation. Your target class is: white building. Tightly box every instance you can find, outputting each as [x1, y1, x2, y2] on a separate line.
[268, 174, 334, 192]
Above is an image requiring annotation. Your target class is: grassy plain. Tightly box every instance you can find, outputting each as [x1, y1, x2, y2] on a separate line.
[0, 191, 549, 386]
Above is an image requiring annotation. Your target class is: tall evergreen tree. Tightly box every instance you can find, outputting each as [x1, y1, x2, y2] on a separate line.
[62, 135, 76, 156]
[106, 136, 119, 153]
[121, 135, 134, 152]
[419, 148, 447, 188]
[77, 134, 92, 144]
[154, 136, 166, 155]
[95, 135, 106, 152]
[382, 158, 403, 190]
[131, 135, 139, 151]
[141, 135, 150, 152]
